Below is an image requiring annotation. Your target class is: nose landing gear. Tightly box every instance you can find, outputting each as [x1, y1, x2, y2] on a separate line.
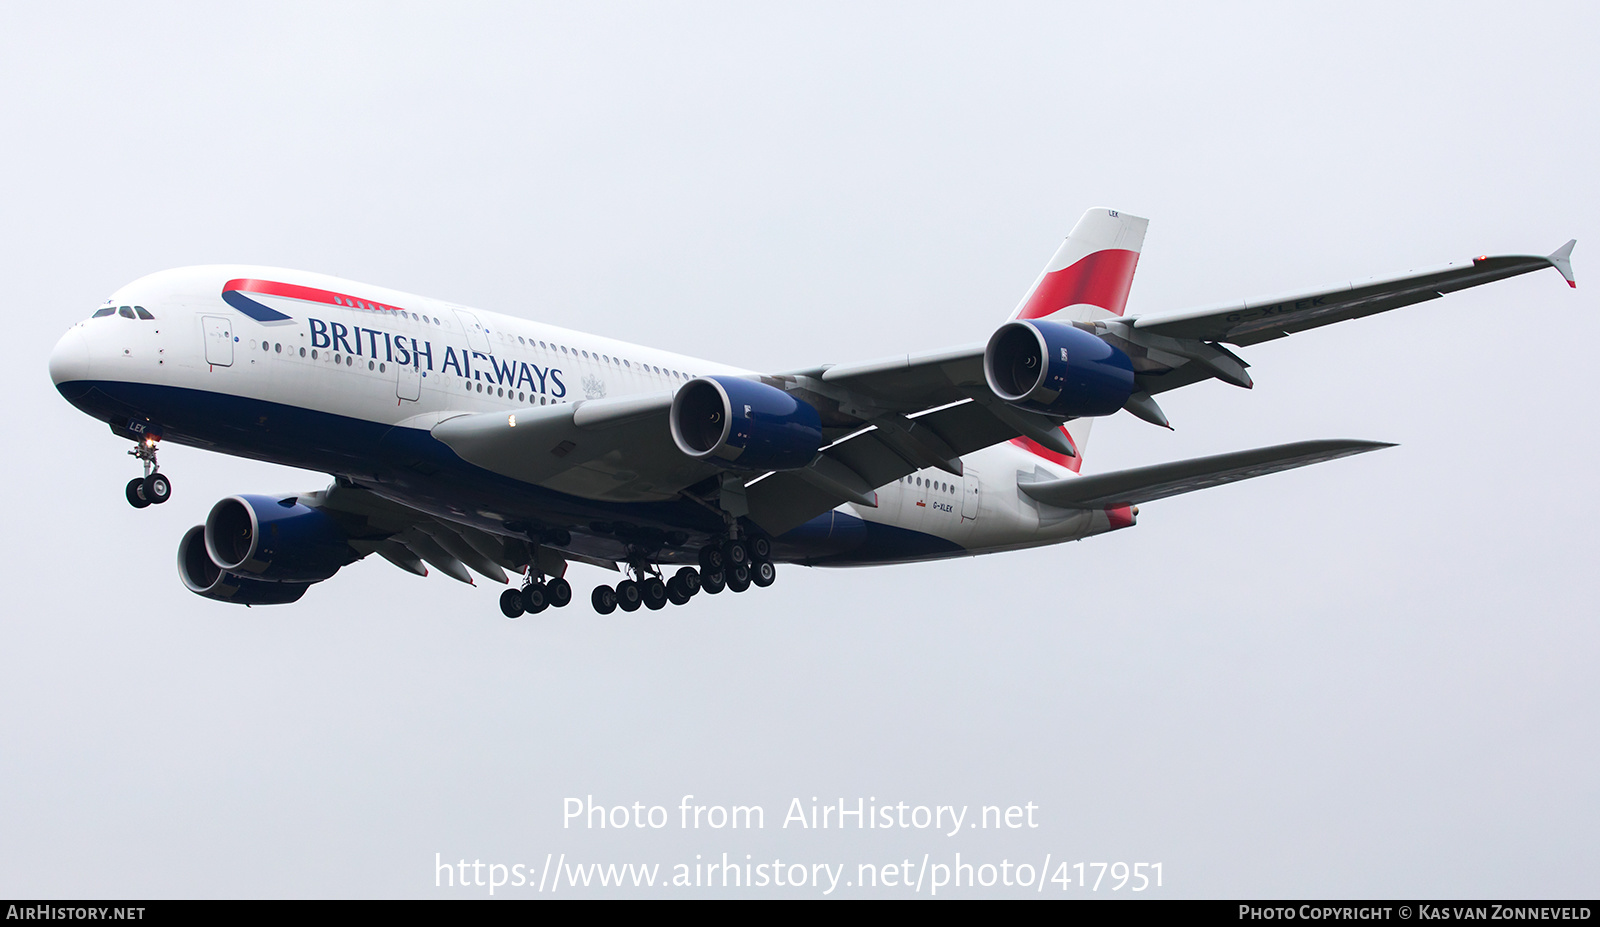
[125, 437, 172, 508]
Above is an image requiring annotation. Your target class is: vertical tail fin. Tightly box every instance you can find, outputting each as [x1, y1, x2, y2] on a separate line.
[1007, 208, 1148, 471]
[1009, 208, 1148, 323]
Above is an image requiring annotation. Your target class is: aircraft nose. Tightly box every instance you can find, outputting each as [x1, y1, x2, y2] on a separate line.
[49, 325, 92, 389]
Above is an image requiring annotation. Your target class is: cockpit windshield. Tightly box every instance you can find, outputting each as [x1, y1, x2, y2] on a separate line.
[95, 305, 155, 320]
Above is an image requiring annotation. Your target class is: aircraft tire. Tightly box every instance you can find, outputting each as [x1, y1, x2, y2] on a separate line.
[666, 577, 690, 605]
[698, 545, 724, 572]
[592, 585, 617, 615]
[674, 566, 701, 596]
[616, 580, 641, 612]
[723, 539, 749, 568]
[642, 577, 668, 610]
[522, 584, 548, 614]
[125, 477, 150, 508]
[499, 589, 524, 618]
[726, 565, 751, 593]
[143, 472, 172, 504]
[750, 536, 771, 562]
[701, 570, 725, 594]
[547, 577, 572, 608]
[752, 560, 776, 587]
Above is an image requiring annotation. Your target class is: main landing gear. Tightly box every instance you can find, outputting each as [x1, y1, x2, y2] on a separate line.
[124, 436, 172, 508]
[500, 570, 574, 619]
[590, 536, 776, 614]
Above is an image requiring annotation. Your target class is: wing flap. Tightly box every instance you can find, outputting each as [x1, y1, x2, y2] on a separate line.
[1017, 439, 1393, 509]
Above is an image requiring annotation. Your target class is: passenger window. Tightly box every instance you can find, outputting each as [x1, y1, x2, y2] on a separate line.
[299, 348, 306, 358]
[118, 306, 135, 319]
[134, 306, 154, 320]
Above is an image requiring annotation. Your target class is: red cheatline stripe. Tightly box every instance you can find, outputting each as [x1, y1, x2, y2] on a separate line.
[1016, 249, 1141, 320]
[223, 278, 408, 314]
[1010, 435, 1082, 473]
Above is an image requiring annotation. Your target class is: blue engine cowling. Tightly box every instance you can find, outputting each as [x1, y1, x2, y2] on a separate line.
[670, 376, 823, 471]
[203, 494, 355, 584]
[983, 319, 1136, 417]
[177, 525, 312, 605]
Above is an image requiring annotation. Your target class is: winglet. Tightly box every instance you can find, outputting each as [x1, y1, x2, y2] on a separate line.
[1549, 239, 1577, 288]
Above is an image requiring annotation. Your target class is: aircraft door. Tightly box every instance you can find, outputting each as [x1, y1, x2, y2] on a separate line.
[453, 309, 492, 354]
[396, 361, 421, 401]
[962, 467, 980, 519]
[202, 316, 233, 367]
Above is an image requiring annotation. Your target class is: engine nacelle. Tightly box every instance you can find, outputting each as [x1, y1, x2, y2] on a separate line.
[984, 319, 1135, 418]
[177, 526, 312, 605]
[204, 494, 355, 583]
[670, 376, 823, 471]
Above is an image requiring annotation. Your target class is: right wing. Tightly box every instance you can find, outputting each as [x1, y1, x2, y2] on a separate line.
[1101, 241, 1576, 399]
[1131, 243, 1575, 347]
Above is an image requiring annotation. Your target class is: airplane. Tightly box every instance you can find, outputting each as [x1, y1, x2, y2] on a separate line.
[47, 208, 1577, 616]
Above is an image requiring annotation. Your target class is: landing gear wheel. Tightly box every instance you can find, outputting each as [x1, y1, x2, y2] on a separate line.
[726, 564, 751, 593]
[125, 477, 150, 508]
[546, 577, 572, 608]
[592, 585, 618, 615]
[616, 580, 642, 612]
[698, 545, 724, 572]
[143, 472, 172, 505]
[641, 577, 668, 610]
[522, 584, 549, 614]
[701, 570, 726, 594]
[674, 567, 701, 596]
[723, 538, 749, 568]
[666, 577, 691, 606]
[500, 588, 524, 618]
[752, 560, 776, 587]
[750, 536, 771, 562]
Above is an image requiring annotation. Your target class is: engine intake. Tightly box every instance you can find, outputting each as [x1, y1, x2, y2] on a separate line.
[177, 525, 312, 605]
[984, 319, 1135, 418]
[204, 495, 355, 583]
[670, 376, 823, 471]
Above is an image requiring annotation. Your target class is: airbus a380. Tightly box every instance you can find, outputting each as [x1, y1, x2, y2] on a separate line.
[48, 209, 1576, 616]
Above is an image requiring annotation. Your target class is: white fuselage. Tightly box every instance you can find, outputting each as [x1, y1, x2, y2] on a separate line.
[49, 265, 1130, 567]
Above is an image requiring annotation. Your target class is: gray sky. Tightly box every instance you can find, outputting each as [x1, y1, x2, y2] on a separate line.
[2, 2, 1596, 898]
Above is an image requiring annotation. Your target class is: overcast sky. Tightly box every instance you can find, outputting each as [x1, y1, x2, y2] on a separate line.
[2, 2, 1596, 898]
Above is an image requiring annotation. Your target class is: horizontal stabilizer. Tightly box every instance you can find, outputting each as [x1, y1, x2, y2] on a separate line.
[1017, 439, 1393, 509]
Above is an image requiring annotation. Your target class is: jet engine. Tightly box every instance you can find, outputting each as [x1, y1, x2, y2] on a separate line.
[670, 376, 823, 471]
[177, 526, 312, 605]
[202, 495, 355, 583]
[984, 318, 1135, 418]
